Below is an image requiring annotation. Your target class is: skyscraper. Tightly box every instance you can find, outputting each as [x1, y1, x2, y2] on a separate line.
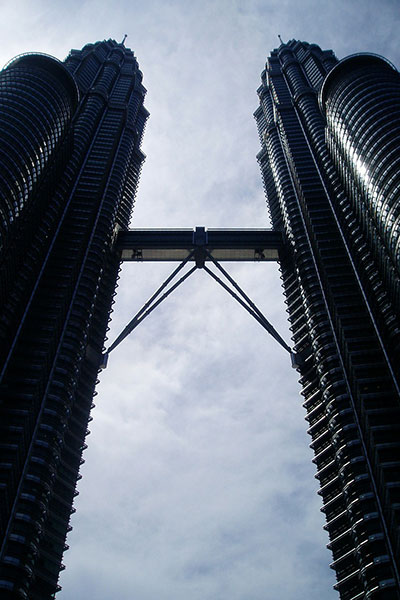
[255, 41, 400, 599]
[0, 40, 148, 599]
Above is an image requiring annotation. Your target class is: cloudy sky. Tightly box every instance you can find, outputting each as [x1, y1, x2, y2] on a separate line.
[2, 1, 400, 599]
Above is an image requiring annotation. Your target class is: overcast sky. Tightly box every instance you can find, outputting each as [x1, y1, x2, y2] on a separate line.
[1, 1, 400, 599]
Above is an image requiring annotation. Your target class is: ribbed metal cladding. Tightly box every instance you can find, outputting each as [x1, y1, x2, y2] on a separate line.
[320, 54, 400, 313]
[0, 39, 148, 599]
[255, 40, 400, 599]
[0, 54, 79, 254]
[0, 55, 79, 353]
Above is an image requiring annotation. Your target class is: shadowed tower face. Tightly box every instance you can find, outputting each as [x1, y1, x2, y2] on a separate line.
[255, 40, 400, 599]
[0, 40, 148, 599]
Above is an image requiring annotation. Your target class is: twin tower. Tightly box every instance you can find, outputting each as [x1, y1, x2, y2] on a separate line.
[0, 38, 399, 599]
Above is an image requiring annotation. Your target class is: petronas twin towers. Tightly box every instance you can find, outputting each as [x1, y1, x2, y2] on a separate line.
[0, 37, 399, 599]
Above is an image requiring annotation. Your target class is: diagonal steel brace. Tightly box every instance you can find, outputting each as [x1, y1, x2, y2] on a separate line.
[101, 252, 196, 367]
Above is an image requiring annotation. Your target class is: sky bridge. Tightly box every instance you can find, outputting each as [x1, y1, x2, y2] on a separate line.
[102, 226, 300, 369]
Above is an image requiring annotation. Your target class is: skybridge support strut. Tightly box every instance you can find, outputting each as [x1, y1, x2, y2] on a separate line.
[101, 227, 303, 369]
